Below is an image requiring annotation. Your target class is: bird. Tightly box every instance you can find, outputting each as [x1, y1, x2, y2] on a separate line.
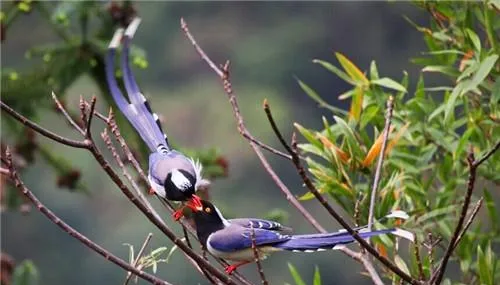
[191, 200, 414, 274]
[104, 18, 208, 220]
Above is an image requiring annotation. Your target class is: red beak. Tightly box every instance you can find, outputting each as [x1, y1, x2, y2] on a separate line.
[186, 195, 203, 212]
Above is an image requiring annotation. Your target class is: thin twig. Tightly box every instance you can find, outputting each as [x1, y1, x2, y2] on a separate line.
[473, 140, 500, 167]
[180, 18, 291, 161]
[84, 96, 97, 139]
[3, 149, 170, 285]
[452, 198, 483, 251]
[0, 101, 89, 149]
[52, 91, 84, 135]
[413, 237, 426, 281]
[432, 140, 499, 284]
[289, 134, 418, 285]
[0, 167, 9, 175]
[124, 233, 154, 285]
[368, 96, 394, 233]
[181, 20, 325, 234]
[265, 100, 387, 285]
[431, 149, 476, 285]
[250, 225, 269, 285]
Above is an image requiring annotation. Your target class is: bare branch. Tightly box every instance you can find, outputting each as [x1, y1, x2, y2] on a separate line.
[51, 91, 84, 135]
[250, 225, 268, 285]
[431, 149, 477, 285]
[1, 101, 89, 149]
[453, 198, 483, 251]
[413, 237, 426, 281]
[181, 20, 325, 234]
[124, 233, 154, 285]
[473, 140, 500, 167]
[368, 96, 394, 232]
[84, 96, 97, 139]
[3, 148, 171, 285]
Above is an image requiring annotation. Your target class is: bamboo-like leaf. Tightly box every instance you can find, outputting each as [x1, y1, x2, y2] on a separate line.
[465, 28, 481, 54]
[287, 263, 307, 285]
[313, 266, 322, 285]
[371, 78, 407, 93]
[385, 123, 410, 155]
[349, 86, 364, 121]
[317, 133, 350, 163]
[362, 126, 395, 167]
[313, 59, 356, 85]
[477, 245, 494, 285]
[296, 78, 348, 114]
[394, 255, 411, 275]
[335, 52, 369, 85]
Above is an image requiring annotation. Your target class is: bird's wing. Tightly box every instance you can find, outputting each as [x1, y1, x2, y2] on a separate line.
[208, 225, 290, 253]
[229, 218, 293, 234]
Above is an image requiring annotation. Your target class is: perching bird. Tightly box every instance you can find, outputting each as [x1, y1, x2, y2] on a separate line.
[105, 18, 208, 220]
[192, 200, 414, 274]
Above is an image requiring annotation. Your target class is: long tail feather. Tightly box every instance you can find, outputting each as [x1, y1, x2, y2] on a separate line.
[276, 228, 413, 252]
[105, 20, 170, 152]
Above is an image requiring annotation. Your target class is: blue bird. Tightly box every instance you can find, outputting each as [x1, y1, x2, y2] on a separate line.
[192, 200, 414, 274]
[105, 18, 208, 220]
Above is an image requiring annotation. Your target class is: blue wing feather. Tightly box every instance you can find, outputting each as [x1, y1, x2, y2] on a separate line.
[208, 226, 290, 253]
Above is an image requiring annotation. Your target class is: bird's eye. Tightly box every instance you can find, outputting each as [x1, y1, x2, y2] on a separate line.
[205, 207, 212, 213]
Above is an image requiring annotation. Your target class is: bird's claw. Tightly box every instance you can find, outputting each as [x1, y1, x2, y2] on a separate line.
[224, 265, 237, 275]
[173, 209, 184, 221]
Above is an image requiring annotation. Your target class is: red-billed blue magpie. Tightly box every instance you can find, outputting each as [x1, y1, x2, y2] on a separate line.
[191, 200, 414, 274]
[104, 18, 209, 220]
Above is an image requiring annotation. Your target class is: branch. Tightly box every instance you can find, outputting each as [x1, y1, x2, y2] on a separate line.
[250, 225, 268, 285]
[51, 91, 84, 135]
[0, 101, 89, 149]
[368, 96, 394, 232]
[181, 18, 325, 234]
[2, 99, 239, 285]
[181, 18, 407, 285]
[180, 18, 292, 161]
[2, 149, 171, 285]
[431, 147, 481, 285]
[265, 90, 417, 284]
[452, 198, 483, 251]
[473, 140, 500, 167]
[83, 96, 97, 139]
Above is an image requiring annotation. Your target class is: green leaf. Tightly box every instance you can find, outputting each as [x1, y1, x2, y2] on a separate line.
[294, 123, 321, 148]
[422, 65, 459, 77]
[333, 116, 362, 158]
[394, 255, 411, 275]
[335, 52, 369, 85]
[360, 104, 379, 129]
[371, 77, 407, 93]
[463, 54, 499, 94]
[477, 245, 494, 285]
[313, 59, 356, 85]
[313, 266, 322, 285]
[13, 260, 38, 285]
[465, 28, 481, 54]
[483, 189, 499, 231]
[288, 263, 306, 285]
[369, 60, 379, 80]
[296, 78, 348, 115]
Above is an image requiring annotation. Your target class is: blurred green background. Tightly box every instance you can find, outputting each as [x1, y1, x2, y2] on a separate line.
[2, 2, 429, 284]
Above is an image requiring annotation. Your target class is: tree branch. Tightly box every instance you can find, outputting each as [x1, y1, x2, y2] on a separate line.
[1, 101, 89, 149]
[368, 96, 394, 233]
[430, 141, 498, 285]
[265, 90, 417, 284]
[250, 225, 269, 285]
[2, 149, 171, 285]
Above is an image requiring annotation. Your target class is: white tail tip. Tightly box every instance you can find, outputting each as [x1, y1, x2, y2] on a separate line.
[125, 18, 142, 38]
[109, 28, 124, 49]
[392, 228, 414, 242]
[386, 210, 410, 220]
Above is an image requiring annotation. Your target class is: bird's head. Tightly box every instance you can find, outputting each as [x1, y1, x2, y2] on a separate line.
[191, 200, 229, 246]
[163, 169, 196, 200]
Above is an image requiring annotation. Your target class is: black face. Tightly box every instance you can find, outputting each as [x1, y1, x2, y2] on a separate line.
[163, 169, 196, 201]
[193, 200, 225, 247]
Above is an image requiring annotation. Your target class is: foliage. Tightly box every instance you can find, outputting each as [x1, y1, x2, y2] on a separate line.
[294, 1, 499, 284]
